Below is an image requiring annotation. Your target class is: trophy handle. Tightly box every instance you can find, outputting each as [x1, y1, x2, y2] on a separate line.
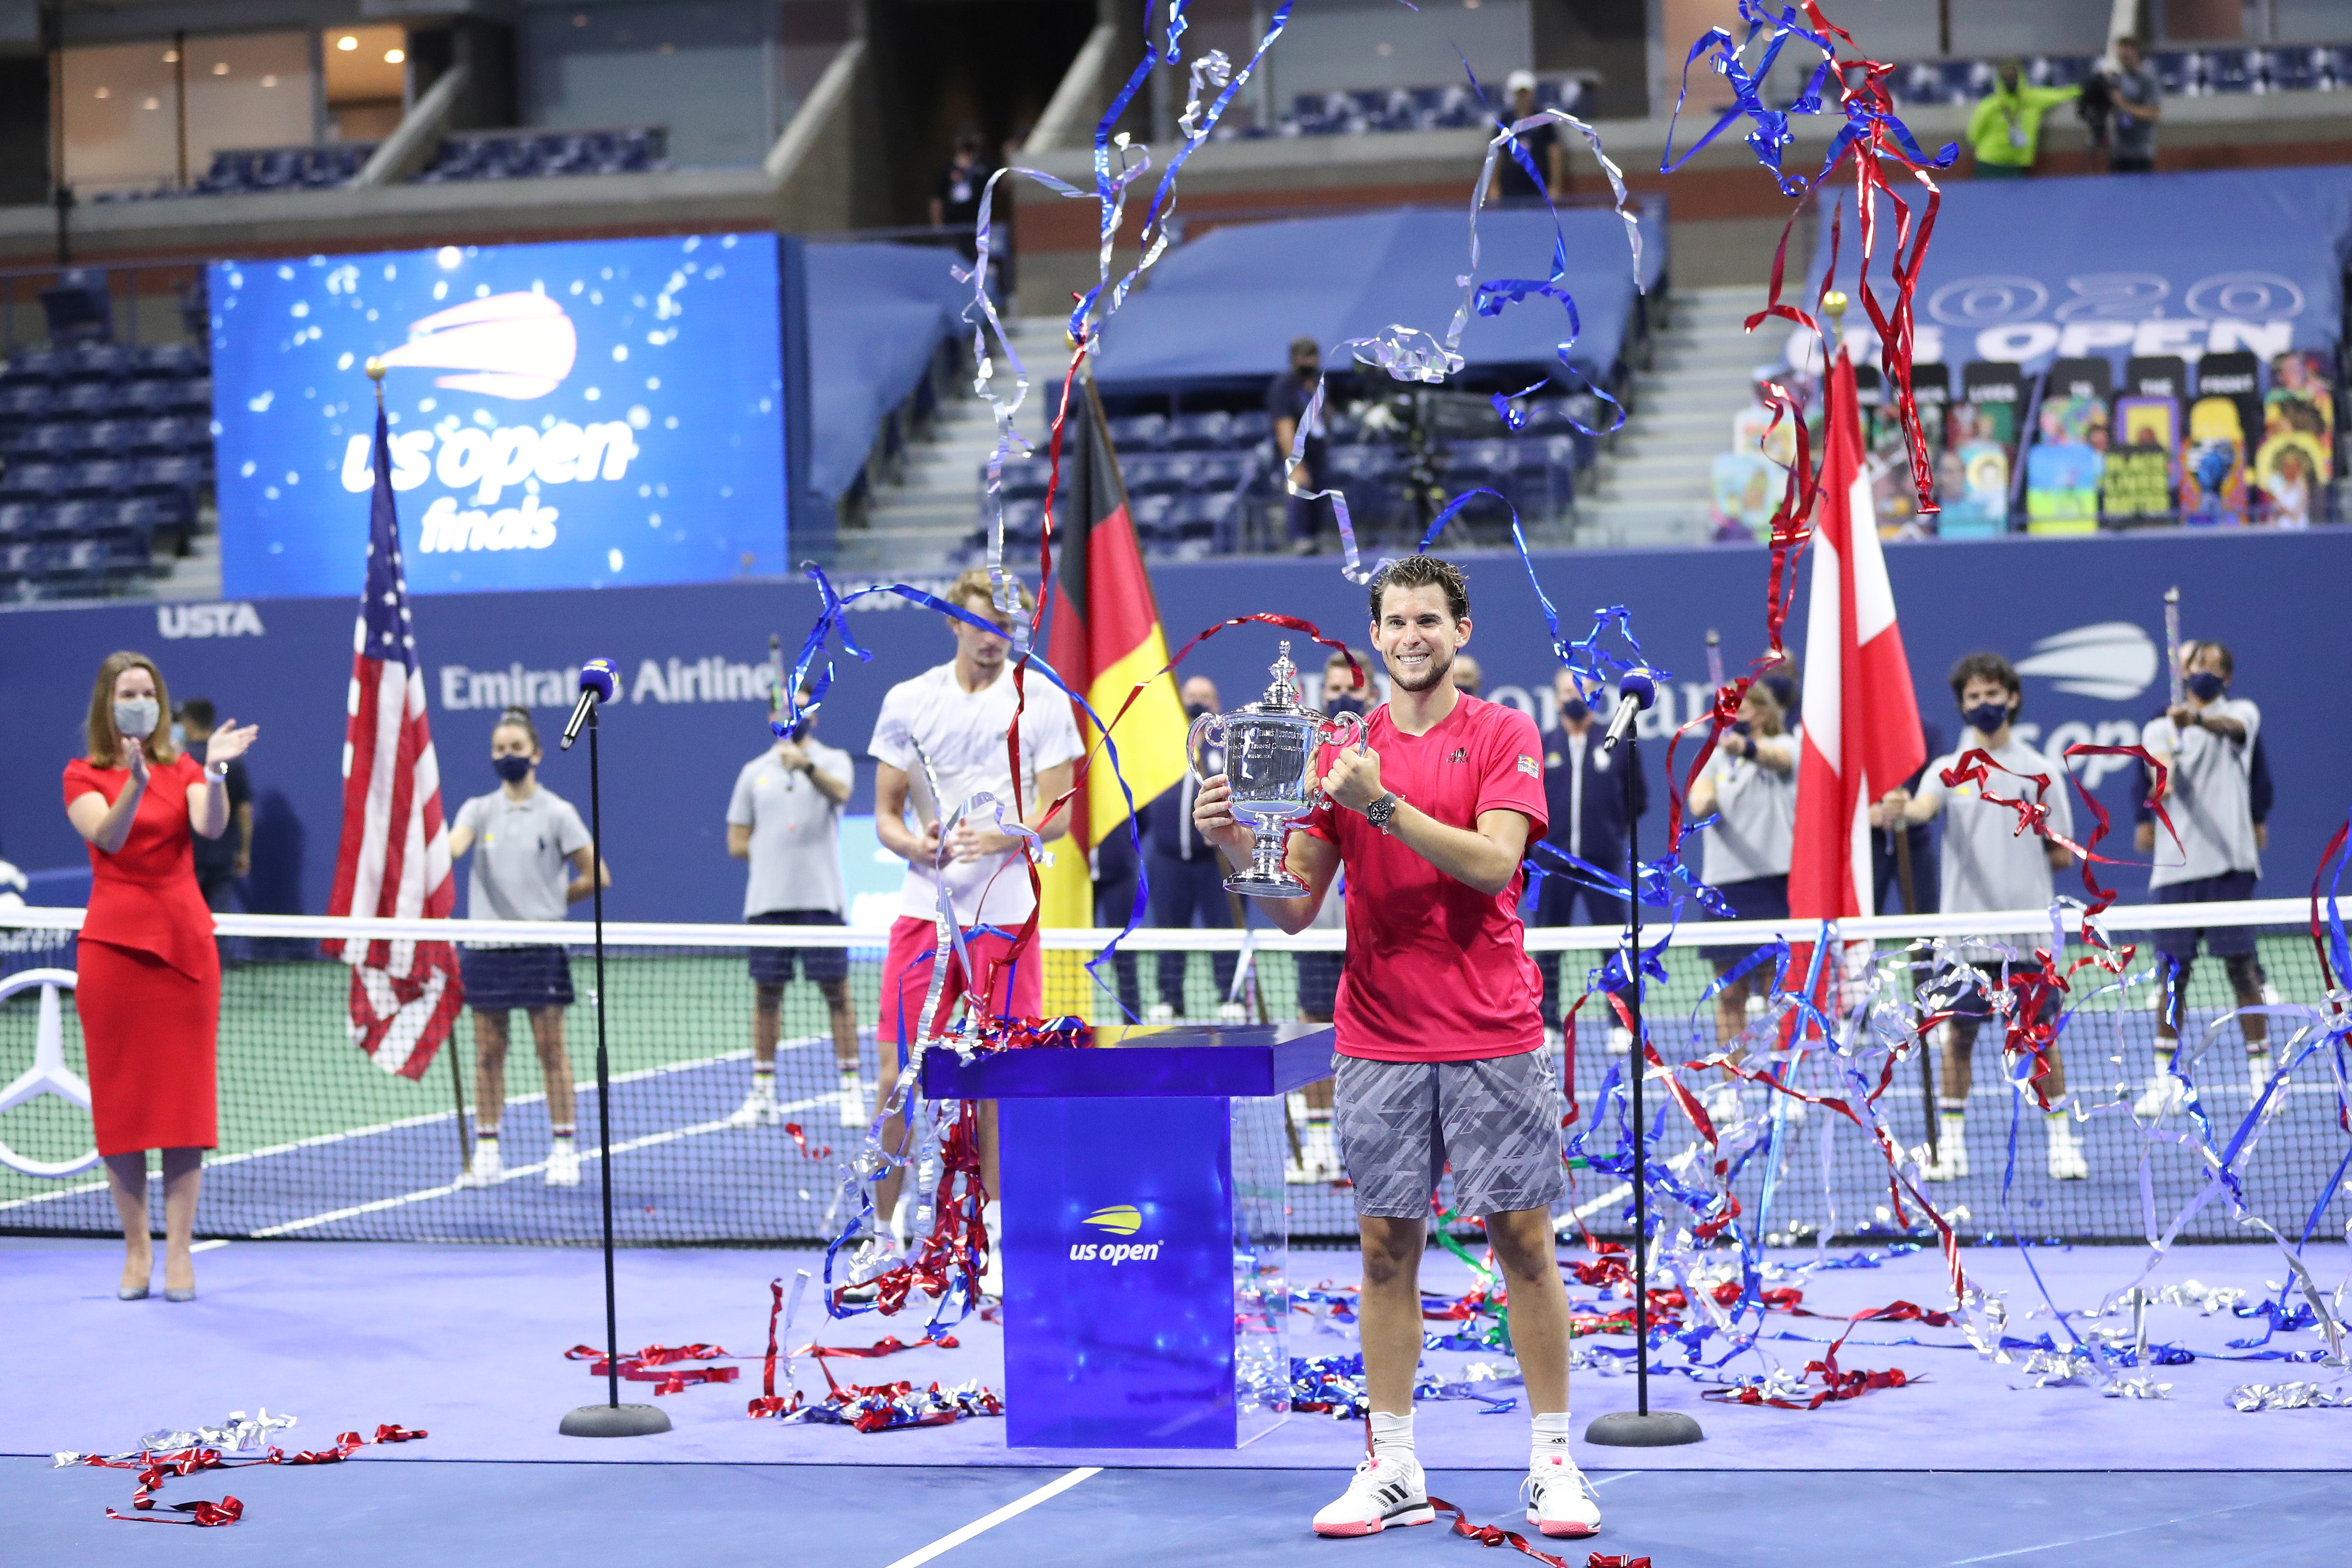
[1187, 710, 1228, 780]
[1320, 707, 1367, 756]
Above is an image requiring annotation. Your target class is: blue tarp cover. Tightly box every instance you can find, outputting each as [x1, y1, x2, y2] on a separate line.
[1091, 204, 1661, 392]
[807, 242, 969, 501]
[1804, 166, 2352, 372]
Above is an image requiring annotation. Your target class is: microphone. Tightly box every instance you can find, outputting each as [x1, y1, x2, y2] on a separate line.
[561, 659, 619, 751]
[1601, 668, 1656, 753]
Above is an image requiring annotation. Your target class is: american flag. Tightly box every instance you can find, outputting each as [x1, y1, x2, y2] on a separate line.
[325, 404, 464, 1078]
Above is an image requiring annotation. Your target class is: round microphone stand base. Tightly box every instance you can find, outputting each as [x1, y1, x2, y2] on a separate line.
[560, 1403, 673, 1438]
[1583, 1410, 1704, 1448]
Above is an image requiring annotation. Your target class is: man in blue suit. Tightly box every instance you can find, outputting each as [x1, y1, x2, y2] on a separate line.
[1534, 668, 1647, 1048]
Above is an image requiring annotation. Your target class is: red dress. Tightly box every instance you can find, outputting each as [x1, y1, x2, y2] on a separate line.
[63, 754, 221, 1154]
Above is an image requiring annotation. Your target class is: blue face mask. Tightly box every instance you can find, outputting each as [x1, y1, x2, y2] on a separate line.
[2185, 670, 2226, 702]
[1560, 698, 1589, 724]
[493, 753, 532, 784]
[1964, 702, 2009, 736]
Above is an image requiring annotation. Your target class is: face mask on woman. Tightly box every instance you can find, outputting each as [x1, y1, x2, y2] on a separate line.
[493, 754, 533, 784]
[113, 697, 160, 742]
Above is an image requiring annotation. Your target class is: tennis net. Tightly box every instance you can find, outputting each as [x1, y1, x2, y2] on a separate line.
[0, 900, 2341, 1247]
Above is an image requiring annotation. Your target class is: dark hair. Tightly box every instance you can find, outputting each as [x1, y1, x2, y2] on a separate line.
[1949, 652, 2022, 710]
[491, 705, 542, 751]
[2114, 33, 2140, 52]
[1367, 555, 1470, 624]
[178, 697, 217, 731]
[2199, 639, 2234, 678]
[1290, 335, 1319, 359]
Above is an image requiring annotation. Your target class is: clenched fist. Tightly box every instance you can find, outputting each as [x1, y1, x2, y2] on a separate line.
[1322, 745, 1386, 813]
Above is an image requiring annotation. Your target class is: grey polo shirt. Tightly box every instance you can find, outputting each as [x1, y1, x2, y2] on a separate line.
[2142, 697, 2262, 887]
[727, 738, 852, 918]
[1917, 738, 2075, 927]
[454, 785, 592, 924]
[1699, 729, 1800, 886]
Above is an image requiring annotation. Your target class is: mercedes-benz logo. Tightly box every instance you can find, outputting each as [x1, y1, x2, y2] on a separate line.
[0, 968, 99, 1177]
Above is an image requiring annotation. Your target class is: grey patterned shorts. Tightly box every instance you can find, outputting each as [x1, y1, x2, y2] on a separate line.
[1332, 1048, 1567, 1220]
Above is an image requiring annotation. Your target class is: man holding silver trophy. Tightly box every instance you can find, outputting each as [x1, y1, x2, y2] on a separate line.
[1188, 555, 1598, 1542]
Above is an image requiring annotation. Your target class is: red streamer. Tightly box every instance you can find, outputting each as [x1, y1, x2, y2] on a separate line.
[82, 1422, 425, 1525]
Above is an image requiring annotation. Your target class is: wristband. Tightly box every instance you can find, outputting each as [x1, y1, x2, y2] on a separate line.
[206, 759, 229, 783]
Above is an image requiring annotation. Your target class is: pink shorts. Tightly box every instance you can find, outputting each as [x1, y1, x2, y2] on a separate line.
[877, 915, 1046, 1062]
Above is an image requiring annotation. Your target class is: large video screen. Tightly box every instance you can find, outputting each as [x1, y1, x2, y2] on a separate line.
[210, 232, 788, 599]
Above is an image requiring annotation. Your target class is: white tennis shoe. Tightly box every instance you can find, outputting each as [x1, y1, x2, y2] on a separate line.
[728, 1088, 781, 1128]
[1524, 1454, 1603, 1539]
[544, 1140, 581, 1187]
[2134, 1072, 2186, 1119]
[1312, 1454, 1434, 1537]
[456, 1141, 503, 1188]
[837, 1072, 869, 1127]
[2045, 1116, 2089, 1181]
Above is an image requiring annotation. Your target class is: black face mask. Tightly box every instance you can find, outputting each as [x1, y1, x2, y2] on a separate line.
[2185, 670, 2226, 702]
[1325, 695, 1366, 718]
[786, 717, 813, 742]
[1964, 702, 2009, 736]
[1184, 702, 1213, 723]
[493, 754, 532, 784]
[1730, 719, 1753, 738]
[1560, 697, 1589, 724]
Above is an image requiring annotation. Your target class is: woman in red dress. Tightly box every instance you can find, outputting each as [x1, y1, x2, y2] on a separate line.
[63, 650, 258, 1301]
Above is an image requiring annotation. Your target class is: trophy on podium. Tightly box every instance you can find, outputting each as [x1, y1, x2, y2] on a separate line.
[1187, 642, 1364, 897]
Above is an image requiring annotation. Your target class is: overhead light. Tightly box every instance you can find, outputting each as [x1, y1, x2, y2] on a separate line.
[142, 96, 160, 110]
[261, 74, 278, 87]
[212, 62, 229, 75]
[386, 48, 405, 64]
[163, 49, 179, 63]
[93, 86, 109, 99]
[338, 35, 358, 51]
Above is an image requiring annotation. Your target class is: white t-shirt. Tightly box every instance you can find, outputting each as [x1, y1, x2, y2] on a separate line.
[869, 660, 1084, 927]
[1699, 730, 1800, 885]
[727, 738, 853, 918]
[2141, 697, 2262, 887]
[1917, 737, 2074, 929]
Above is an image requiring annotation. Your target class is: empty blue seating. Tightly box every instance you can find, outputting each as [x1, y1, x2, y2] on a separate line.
[54, 382, 117, 418]
[134, 454, 208, 494]
[0, 384, 50, 418]
[1128, 491, 1180, 539]
[1165, 410, 1233, 450]
[112, 493, 190, 534]
[66, 459, 134, 497]
[141, 343, 206, 376]
[414, 127, 668, 184]
[0, 463, 64, 502]
[1, 347, 68, 383]
[1282, 78, 1590, 136]
[0, 542, 45, 582]
[44, 499, 109, 538]
[78, 419, 137, 457]
[1122, 454, 1195, 495]
[1228, 409, 1272, 446]
[0, 501, 42, 539]
[1, 422, 73, 458]
[991, 454, 1053, 500]
[2203, 49, 2264, 93]
[1191, 452, 1254, 491]
[2270, 47, 2342, 92]
[1108, 413, 1169, 451]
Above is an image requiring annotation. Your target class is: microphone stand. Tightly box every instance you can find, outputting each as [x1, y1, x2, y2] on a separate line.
[560, 702, 670, 1438]
[1584, 727, 1702, 1447]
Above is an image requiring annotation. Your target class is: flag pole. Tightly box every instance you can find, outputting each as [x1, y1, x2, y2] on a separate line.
[369, 354, 473, 1177]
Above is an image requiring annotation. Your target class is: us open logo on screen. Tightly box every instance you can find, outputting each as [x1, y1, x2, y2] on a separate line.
[1070, 1204, 1160, 1264]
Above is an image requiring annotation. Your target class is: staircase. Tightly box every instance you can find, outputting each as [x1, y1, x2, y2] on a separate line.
[1575, 286, 1775, 549]
[835, 316, 1063, 577]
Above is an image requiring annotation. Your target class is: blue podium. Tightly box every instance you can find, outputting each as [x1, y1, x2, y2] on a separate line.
[920, 1022, 1334, 1449]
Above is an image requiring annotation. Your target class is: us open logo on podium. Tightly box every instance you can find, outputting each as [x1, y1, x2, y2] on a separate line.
[1070, 1204, 1162, 1264]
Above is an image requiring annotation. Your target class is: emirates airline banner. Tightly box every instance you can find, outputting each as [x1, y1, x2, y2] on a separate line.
[208, 233, 790, 599]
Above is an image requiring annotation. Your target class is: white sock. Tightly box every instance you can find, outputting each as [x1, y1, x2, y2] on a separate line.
[1368, 1409, 1415, 1466]
[1530, 1410, 1573, 1468]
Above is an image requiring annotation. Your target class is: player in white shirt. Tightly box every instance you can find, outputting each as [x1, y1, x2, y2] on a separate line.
[2134, 639, 2269, 1114]
[726, 688, 860, 1127]
[1874, 654, 2085, 1181]
[866, 567, 1081, 1282]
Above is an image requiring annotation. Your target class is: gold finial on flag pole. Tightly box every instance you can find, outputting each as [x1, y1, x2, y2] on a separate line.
[365, 356, 386, 407]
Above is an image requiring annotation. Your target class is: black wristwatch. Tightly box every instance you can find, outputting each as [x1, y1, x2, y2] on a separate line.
[1364, 793, 1401, 835]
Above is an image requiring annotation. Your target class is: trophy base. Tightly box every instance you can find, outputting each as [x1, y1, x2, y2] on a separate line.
[1225, 869, 1310, 899]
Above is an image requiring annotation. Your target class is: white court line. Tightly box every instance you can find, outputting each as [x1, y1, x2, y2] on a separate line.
[1932, 1499, 2260, 1565]
[189, 1239, 229, 1253]
[882, 1467, 1102, 1568]
[247, 1093, 834, 1237]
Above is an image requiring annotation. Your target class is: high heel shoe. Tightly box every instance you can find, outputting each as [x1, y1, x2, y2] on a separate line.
[163, 1286, 196, 1303]
[118, 1285, 150, 1301]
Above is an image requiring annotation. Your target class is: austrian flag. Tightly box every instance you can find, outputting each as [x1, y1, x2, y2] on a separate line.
[1789, 348, 1926, 925]
[324, 404, 465, 1078]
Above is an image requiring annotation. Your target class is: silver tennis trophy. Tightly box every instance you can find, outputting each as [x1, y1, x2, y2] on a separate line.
[1187, 641, 1364, 898]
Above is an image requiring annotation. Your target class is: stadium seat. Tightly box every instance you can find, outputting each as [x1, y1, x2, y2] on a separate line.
[60, 343, 135, 381]
[0, 462, 64, 502]
[65, 459, 135, 497]
[992, 454, 1052, 501]
[2153, 50, 2204, 96]
[44, 499, 107, 538]
[77, 420, 136, 458]
[1, 347, 68, 384]
[0, 422, 74, 459]
[134, 454, 208, 495]
[54, 381, 118, 418]
[1228, 409, 1272, 446]
[1190, 452, 1254, 492]
[117, 378, 178, 415]
[110, 492, 188, 536]
[0, 541, 44, 583]
[1174, 490, 1237, 544]
[1108, 413, 1168, 452]
[0, 501, 43, 540]
[1127, 491, 1180, 541]
[2268, 46, 2341, 92]
[1165, 410, 1233, 451]
[2203, 49, 2263, 94]
[1123, 454, 1195, 496]
[167, 377, 212, 414]
[0, 384, 52, 419]
[140, 343, 207, 376]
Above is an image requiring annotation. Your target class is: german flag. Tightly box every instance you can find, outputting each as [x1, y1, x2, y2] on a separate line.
[1036, 374, 1190, 949]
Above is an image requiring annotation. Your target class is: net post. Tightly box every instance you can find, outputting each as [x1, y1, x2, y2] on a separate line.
[447, 1011, 471, 1177]
[1893, 830, 1938, 1160]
